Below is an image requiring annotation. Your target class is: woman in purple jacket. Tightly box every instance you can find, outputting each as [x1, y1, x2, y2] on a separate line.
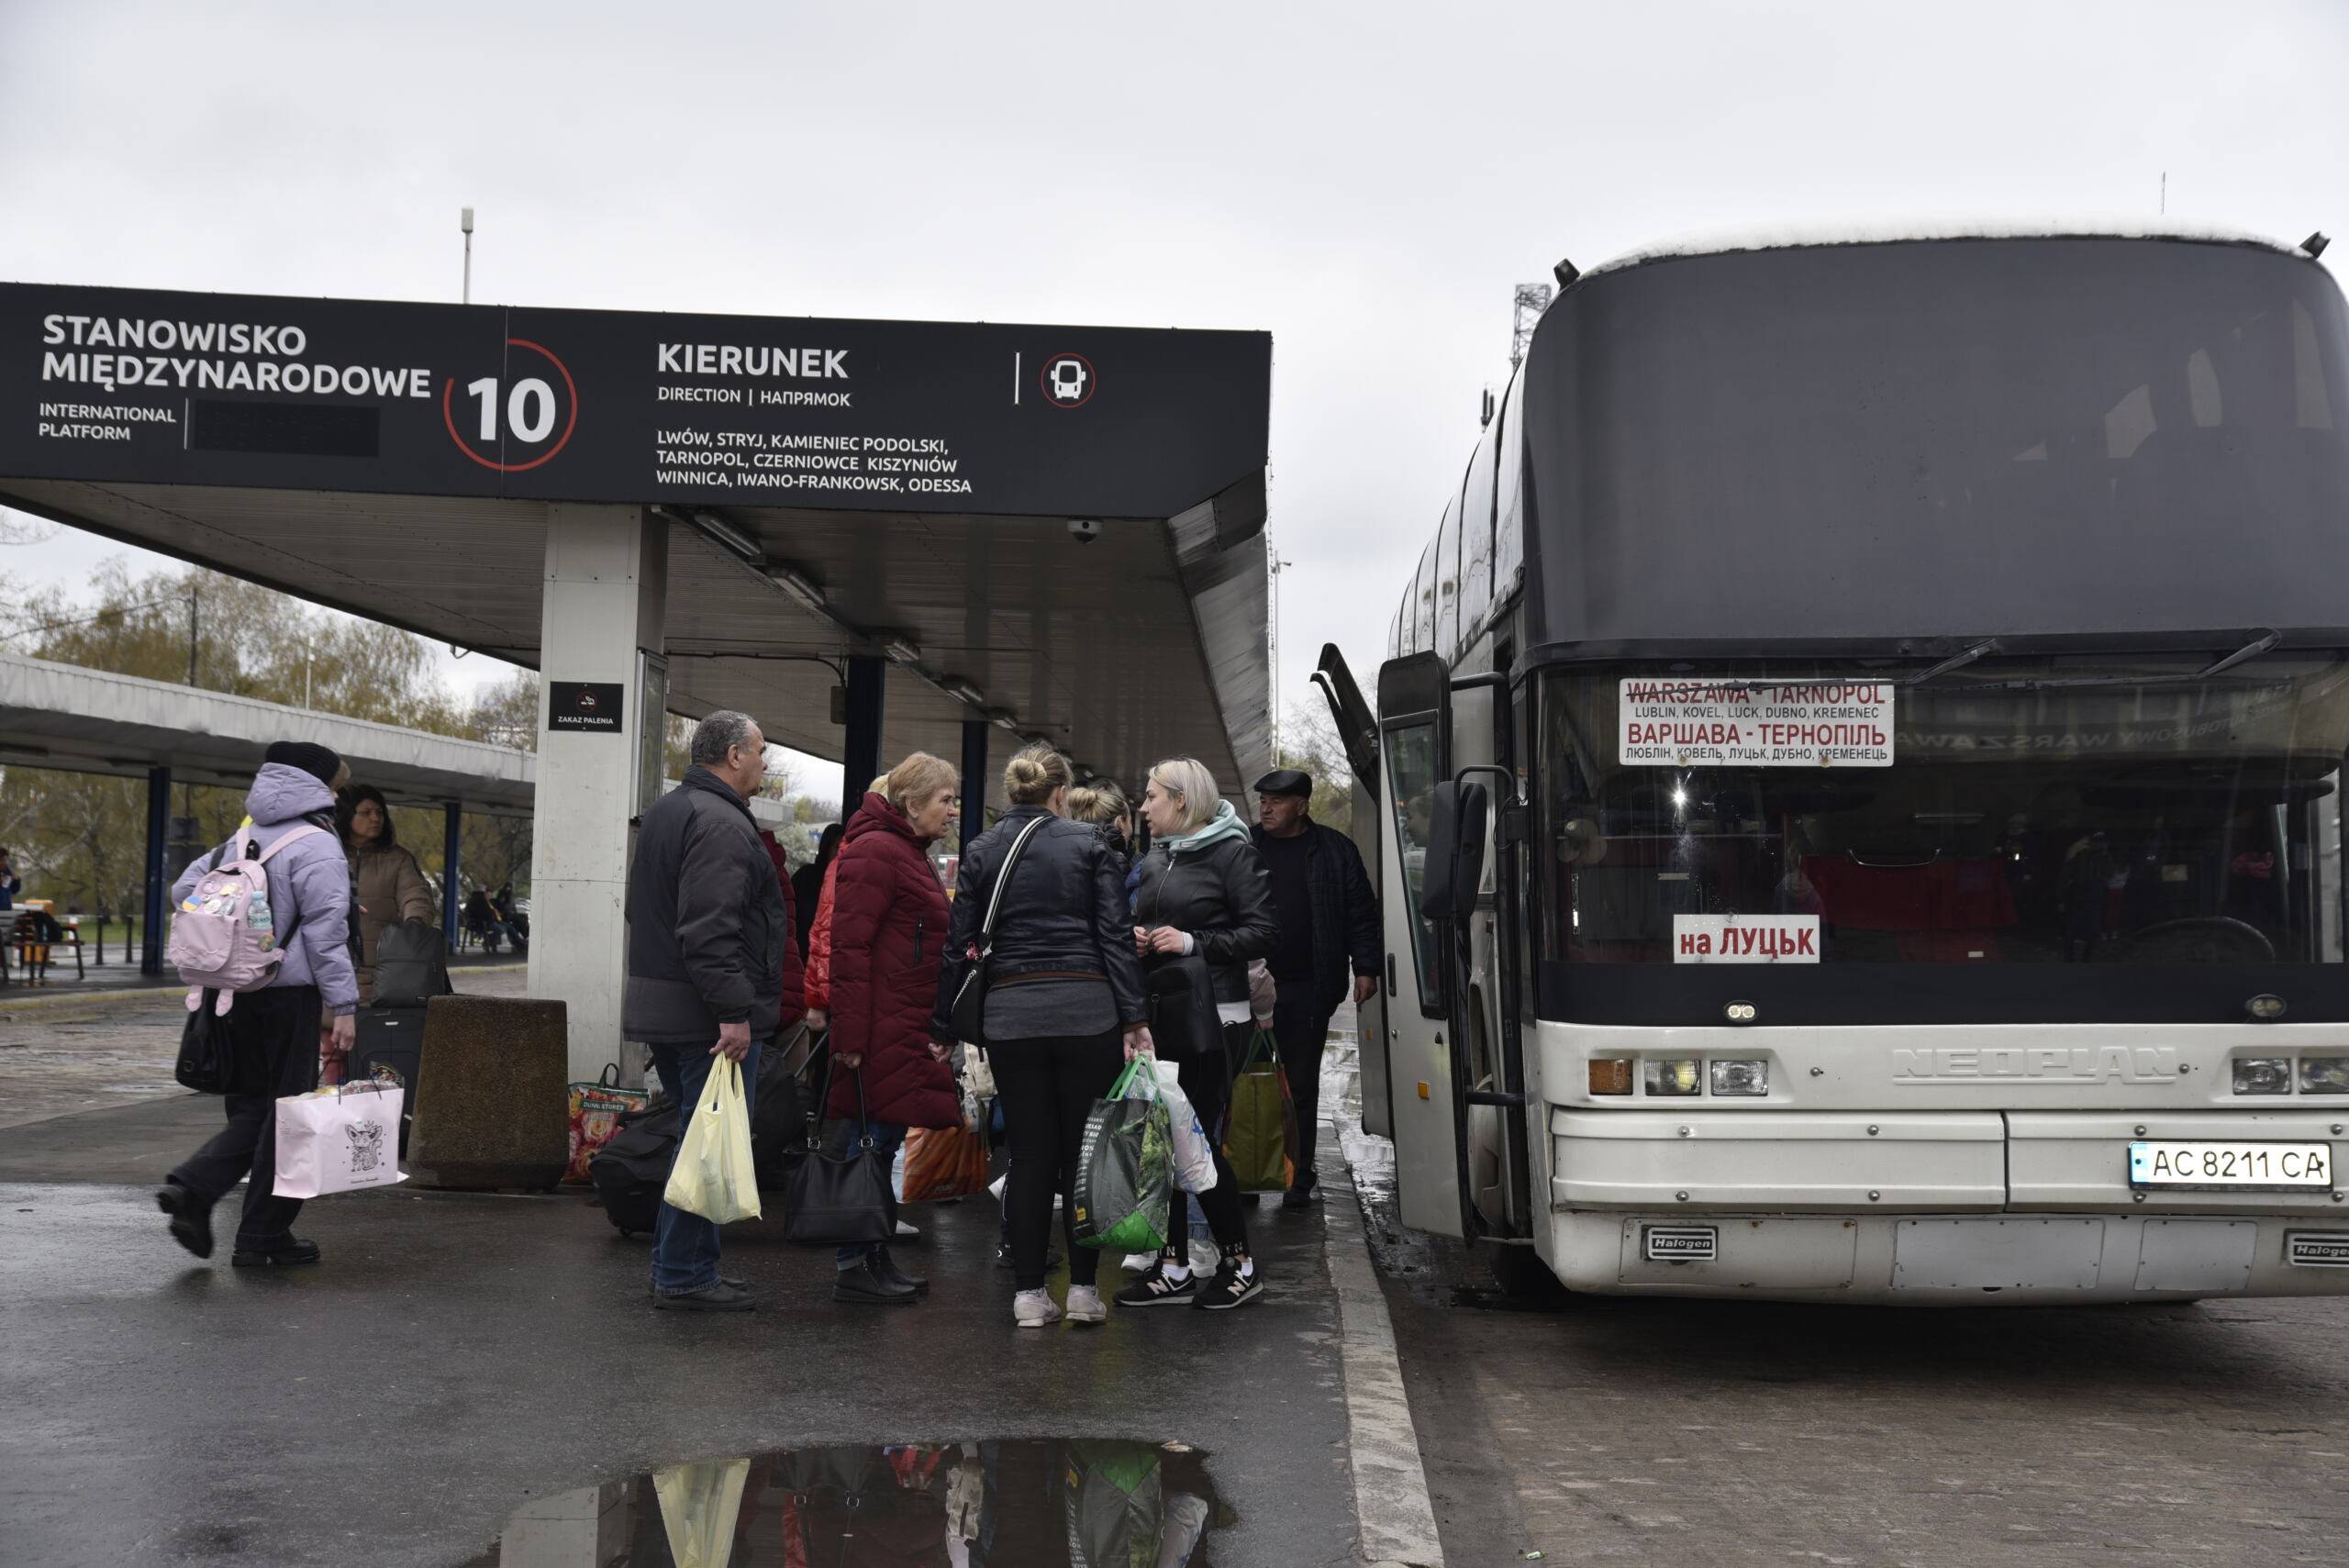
[157, 741, 360, 1268]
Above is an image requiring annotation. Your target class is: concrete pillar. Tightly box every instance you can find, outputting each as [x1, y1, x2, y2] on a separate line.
[142, 765, 170, 976]
[441, 801, 462, 953]
[527, 505, 667, 1084]
[843, 653, 886, 803]
[959, 718, 989, 862]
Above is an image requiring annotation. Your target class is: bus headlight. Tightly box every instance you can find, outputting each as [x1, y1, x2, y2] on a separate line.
[2232, 1057, 2294, 1095]
[1588, 1059, 1635, 1095]
[1643, 1058, 1702, 1096]
[1709, 1059, 1769, 1096]
[2299, 1056, 2349, 1094]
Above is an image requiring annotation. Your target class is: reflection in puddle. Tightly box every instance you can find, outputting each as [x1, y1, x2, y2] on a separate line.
[463, 1439, 1229, 1567]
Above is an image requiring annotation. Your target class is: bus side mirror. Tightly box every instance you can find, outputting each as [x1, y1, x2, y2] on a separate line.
[1420, 781, 1488, 923]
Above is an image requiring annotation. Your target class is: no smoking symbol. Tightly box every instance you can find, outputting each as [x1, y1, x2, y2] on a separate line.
[1040, 352, 1096, 409]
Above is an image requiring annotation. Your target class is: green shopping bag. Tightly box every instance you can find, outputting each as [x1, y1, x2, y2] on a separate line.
[1073, 1060, 1172, 1252]
[1223, 1029, 1299, 1193]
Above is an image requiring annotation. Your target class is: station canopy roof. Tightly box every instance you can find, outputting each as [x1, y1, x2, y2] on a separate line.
[0, 284, 1275, 798]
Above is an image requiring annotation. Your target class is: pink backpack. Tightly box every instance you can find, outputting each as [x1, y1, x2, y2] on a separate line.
[169, 825, 326, 1016]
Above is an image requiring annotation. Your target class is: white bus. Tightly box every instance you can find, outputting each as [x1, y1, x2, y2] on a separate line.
[1318, 222, 2349, 1303]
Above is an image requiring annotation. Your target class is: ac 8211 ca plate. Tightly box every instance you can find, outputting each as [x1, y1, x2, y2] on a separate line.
[2128, 1140, 2332, 1191]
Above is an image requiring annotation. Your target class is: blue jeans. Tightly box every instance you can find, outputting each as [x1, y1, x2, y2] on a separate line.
[834, 1120, 906, 1269]
[649, 1038, 764, 1296]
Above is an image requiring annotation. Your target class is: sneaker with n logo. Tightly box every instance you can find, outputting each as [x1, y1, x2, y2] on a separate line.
[1114, 1260, 1198, 1308]
[1195, 1256, 1265, 1311]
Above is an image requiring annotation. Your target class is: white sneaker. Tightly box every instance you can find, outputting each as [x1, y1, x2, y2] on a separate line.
[1014, 1289, 1063, 1329]
[1065, 1284, 1108, 1325]
[896, 1218, 921, 1239]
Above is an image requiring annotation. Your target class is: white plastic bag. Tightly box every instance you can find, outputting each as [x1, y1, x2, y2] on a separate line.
[662, 1057, 763, 1224]
[1136, 1059, 1219, 1195]
[273, 1081, 406, 1197]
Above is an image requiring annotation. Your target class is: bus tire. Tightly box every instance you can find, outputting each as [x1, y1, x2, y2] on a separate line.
[1488, 1240, 1560, 1298]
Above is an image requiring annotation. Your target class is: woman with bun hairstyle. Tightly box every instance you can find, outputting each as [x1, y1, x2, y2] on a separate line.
[1119, 758, 1277, 1311]
[823, 754, 964, 1305]
[1066, 780, 1136, 874]
[935, 745, 1152, 1328]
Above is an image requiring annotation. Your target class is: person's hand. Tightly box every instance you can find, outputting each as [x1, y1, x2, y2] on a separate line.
[928, 1040, 952, 1062]
[1145, 927, 1190, 956]
[835, 1050, 864, 1069]
[327, 1013, 355, 1055]
[712, 1020, 752, 1061]
[1354, 973, 1379, 1006]
[1132, 924, 1152, 955]
[1122, 1024, 1155, 1061]
[804, 1007, 828, 1032]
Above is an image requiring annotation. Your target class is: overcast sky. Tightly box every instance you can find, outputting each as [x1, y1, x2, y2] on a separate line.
[5, 1, 2344, 801]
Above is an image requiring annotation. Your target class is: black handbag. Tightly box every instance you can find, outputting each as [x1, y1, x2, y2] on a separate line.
[783, 1063, 898, 1247]
[946, 813, 1052, 1043]
[174, 991, 235, 1095]
[372, 920, 452, 1005]
[1143, 954, 1222, 1060]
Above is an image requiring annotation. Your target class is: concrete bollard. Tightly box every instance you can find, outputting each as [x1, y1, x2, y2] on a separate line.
[406, 995, 570, 1190]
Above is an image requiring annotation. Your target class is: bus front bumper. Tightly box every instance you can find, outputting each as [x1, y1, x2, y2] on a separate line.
[1548, 1210, 2349, 1304]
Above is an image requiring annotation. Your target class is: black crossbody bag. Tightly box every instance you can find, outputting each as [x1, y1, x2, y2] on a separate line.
[946, 813, 1052, 1045]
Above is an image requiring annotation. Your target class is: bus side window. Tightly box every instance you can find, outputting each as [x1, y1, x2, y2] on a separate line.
[1434, 492, 1462, 657]
[1413, 536, 1438, 652]
[1385, 717, 1446, 1013]
[1494, 369, 1529, 594]
[1461, 401, 1499, 638]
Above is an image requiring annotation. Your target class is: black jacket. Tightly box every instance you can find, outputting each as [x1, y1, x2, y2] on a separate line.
[932, 806, 1148, 1036]
[622, 768, 792, 1044]
[1251, 820, 1382, 1013]
[1130, 833, 1279, 1005]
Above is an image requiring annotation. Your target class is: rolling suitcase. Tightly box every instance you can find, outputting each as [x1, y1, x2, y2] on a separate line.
[349, 1002, 429, 1155]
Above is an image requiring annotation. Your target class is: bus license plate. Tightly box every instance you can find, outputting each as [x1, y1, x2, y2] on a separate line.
[2128, 1140, 2332, 1190]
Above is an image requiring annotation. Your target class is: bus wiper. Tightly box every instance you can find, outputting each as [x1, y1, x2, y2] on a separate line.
[1730, 637, 2001, 689]
[1963, 629, 2286, 691]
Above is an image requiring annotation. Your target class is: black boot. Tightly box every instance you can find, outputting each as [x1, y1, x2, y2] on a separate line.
[872, 1247, 928, 1296]
[156, 1182, 214, 1260]
[231, 1237, 322, 1268]
[834, 1259, 918, 1305]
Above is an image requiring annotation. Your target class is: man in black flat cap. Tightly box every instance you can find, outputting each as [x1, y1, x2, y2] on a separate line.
[1250, 767, 1380, 1207]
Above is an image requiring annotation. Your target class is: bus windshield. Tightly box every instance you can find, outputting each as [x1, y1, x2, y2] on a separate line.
[1538, 654, 2349, 974]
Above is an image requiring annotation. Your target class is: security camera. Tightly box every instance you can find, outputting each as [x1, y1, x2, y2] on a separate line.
[1067, 517, 1101, 544]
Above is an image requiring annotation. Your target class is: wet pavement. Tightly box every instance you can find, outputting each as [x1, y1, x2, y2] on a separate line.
[459, 1438, 1230, 1566]
[0, 1025, 1362, 1568]
[1353, 1114, 2349, 1565]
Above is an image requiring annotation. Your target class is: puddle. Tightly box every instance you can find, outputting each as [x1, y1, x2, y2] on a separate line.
[462, 1439, 1230, 1567]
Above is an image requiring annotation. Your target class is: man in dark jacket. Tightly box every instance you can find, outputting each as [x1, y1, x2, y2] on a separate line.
[1250, 768, 1380, 1206]
[623, 710, 790, 1311]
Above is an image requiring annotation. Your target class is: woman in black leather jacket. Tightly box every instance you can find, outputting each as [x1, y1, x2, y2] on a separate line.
[1119, 756, 1278, 1312]
[934, 745, 1151, 1329]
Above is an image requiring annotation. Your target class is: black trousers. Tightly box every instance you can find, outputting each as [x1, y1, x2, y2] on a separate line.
[992, 1029, 1125, 1290]
[1271, 989, 1338, 1190]
[170, 985, 322, 1248]
[1167, 1021, 1251, 1266]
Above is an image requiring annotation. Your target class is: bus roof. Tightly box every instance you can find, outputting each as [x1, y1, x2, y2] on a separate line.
[1582, 217, 2308, 282]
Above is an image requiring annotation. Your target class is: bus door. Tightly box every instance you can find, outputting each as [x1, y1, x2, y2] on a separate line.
[1313, 643, 1391, 1138]
[1375, 651, 1468, 1237]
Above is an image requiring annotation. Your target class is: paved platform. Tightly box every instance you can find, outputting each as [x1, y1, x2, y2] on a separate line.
[0, 1014, 1377, 1568]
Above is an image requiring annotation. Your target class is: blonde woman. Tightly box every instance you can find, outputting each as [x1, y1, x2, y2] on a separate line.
[1066, 779, 1136, 874]
[1119, 758, 1277, 1310]
[935, 746, 1151, 1327]
[823, 754, 965, 1305]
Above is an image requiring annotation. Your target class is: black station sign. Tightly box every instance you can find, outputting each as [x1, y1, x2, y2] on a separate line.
[546, 681, 624, 734]
[0, 284, 1271, 518]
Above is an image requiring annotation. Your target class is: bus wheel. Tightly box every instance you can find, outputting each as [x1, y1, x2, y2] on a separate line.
[1488, 1240, 1560, 1299]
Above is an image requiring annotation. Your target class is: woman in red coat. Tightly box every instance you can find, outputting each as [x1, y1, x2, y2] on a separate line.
[823, 751, 963, 1305]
